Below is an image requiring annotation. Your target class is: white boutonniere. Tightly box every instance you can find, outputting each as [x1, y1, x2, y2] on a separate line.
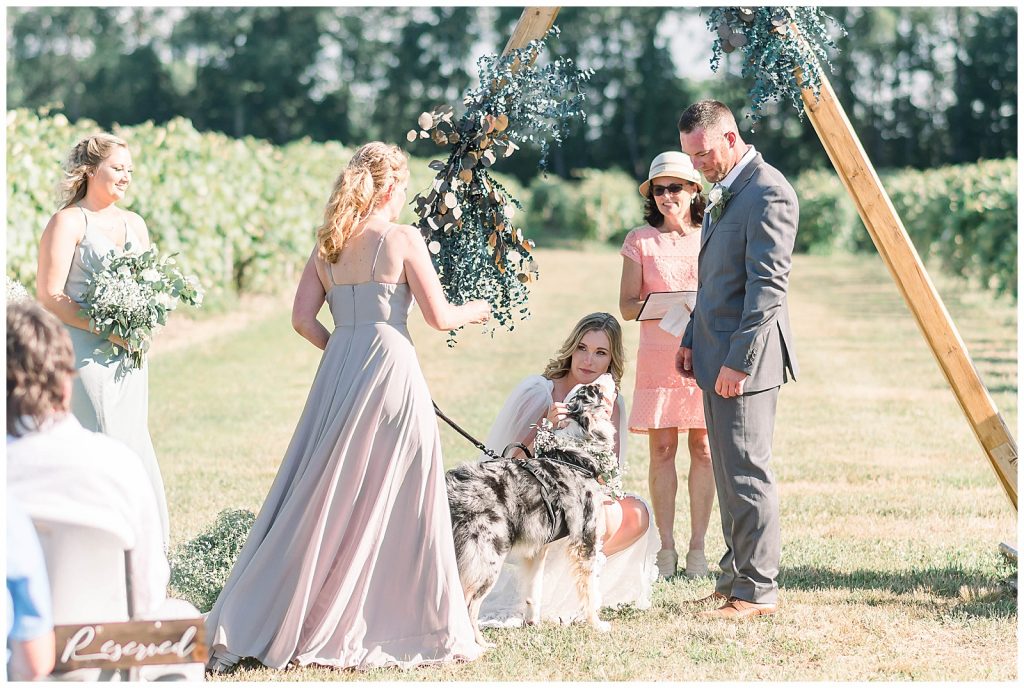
[708, 185, 733, 223]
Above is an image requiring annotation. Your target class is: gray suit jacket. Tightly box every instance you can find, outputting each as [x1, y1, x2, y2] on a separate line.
[682, 153, 799, 394]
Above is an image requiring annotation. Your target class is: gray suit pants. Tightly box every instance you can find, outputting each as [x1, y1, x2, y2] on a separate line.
[703, 386, 780, 604]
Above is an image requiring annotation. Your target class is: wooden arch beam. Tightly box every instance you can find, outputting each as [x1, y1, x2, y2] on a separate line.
[501, 7, 1017, 510]
[503, 7, 560, 57]
[797, 71, 1017, 511]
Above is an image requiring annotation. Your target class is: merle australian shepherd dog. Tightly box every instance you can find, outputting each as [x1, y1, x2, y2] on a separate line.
[445, 377, 616, 647]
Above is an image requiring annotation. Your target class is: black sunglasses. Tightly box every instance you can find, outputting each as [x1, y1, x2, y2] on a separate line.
[651, 183, 688, 197]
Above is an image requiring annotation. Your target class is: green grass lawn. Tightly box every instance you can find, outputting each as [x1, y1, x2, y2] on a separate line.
[150, 248, 1017, 681]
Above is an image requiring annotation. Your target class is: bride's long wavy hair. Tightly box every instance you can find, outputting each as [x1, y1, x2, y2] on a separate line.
[542, 312, 626, 391]
[317, 142, 408, 264]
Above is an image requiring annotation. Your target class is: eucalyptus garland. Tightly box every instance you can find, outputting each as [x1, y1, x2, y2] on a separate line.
[408, 27, 593, 344]
[706, 7, 845, 122]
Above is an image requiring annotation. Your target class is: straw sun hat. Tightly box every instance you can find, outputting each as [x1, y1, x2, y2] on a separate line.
[638, 151, 702, 196]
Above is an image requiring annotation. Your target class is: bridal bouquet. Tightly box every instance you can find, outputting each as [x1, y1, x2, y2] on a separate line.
[79, 243, 203, 374]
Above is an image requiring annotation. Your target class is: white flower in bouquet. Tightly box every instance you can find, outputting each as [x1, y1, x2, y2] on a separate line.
[6, 276, 31, 304]
[79, 243, 204, 376]
[155, 291, 177, 310]
[91, 272, 155, 315]
[185, 275, 204, 306]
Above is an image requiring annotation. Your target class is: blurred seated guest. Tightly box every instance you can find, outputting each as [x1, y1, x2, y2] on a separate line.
[6, 300, 191, 622]
[6, 496, 55, 682]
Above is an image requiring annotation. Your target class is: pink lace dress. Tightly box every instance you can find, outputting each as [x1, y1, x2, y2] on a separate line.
[620, 225, 706, 433]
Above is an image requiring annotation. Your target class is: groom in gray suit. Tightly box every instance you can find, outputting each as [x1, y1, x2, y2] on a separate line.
[675, 100, 798, 619]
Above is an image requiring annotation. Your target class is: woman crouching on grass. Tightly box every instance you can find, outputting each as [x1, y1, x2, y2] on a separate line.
[474, 312, 660, 626]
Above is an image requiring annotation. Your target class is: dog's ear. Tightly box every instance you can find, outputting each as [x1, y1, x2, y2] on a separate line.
[577, 407, 592, 434]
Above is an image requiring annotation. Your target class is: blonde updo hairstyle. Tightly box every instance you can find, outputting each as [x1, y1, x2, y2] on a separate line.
[542, 312, 626, 391]
[317, 142, 408, 264]
[58, 133, 129, 209]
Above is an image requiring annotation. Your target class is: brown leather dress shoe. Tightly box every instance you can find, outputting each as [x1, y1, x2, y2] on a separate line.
[698, 597, 777, 620]
[687, 591, 729, 606]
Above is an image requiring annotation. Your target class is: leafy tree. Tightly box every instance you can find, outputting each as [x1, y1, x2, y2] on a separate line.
[948, 7, 1017, 164]
[5, 5, 1016, 179]
[8, 7, 179, 125]
[170, 7, 325, 143]
[376, 7, 480, 151]
[482, 7, 705, 182]
[811, 7, 1016, 171]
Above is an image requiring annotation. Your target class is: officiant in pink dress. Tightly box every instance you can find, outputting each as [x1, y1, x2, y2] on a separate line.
[619, 151, 715, 580]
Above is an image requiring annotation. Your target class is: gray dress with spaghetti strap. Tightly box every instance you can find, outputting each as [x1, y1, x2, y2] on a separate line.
[62, 207, 170, 545]
[205, 226, 483, 671]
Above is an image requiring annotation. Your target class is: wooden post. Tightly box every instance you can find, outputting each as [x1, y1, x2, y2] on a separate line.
[502, 7, 560, 57]
[797, 70, 1018, 511]
[488, 8, 559, 109]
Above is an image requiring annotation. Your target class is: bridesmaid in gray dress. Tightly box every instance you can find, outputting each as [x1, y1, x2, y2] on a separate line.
[35, 133, 169, 545]
[205, 142, 491, 672]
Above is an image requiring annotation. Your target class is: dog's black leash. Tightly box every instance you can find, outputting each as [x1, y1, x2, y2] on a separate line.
[432, 401, 530, 460]
[433, 400, 563, 539]
[432, 401, 596, 477]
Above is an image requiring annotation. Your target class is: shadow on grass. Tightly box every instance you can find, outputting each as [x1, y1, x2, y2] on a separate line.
[779, 564, 1018, 617]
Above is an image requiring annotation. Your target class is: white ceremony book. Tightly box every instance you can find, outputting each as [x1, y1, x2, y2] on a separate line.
[636, 290, 697, 321]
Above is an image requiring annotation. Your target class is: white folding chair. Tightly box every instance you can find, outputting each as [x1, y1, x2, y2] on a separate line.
[30, 516, 205, 681]
[32, 517, 135, 625]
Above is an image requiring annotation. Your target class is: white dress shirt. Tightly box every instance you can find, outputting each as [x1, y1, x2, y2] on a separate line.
[720, 144, 758, 190]
[7, 414, 170, 616]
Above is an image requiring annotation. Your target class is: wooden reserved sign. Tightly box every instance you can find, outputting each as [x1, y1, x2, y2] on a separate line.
[53, 618, 207, 671]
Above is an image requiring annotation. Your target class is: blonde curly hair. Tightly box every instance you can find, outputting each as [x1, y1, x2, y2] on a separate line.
[317, 142, 408, 264]
[57, 132, 128, 209]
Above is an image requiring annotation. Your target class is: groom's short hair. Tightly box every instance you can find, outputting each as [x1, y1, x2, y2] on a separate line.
[678, 100, 737, 134]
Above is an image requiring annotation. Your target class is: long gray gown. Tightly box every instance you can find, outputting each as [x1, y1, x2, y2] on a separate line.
[62, 206, 170, 545]
[205, 226, 483, 671]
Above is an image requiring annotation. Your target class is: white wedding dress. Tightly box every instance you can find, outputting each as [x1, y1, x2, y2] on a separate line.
[476, 375, 659, 627]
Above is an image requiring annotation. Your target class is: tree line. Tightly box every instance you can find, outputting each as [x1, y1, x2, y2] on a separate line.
[7, 6, 1017, 182]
